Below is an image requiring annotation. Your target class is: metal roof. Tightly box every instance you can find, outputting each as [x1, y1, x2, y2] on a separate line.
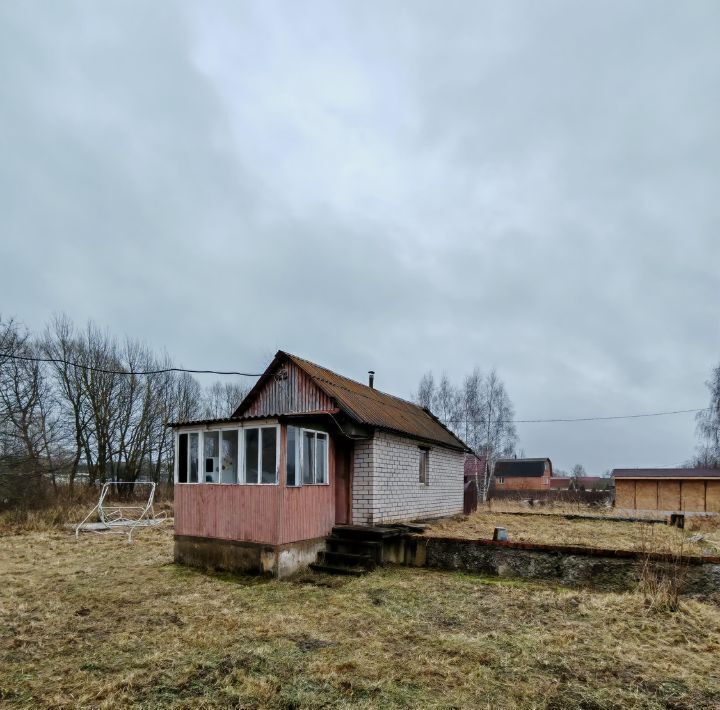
[284, 353, 470, 451]
[612, 468, 720, 479]
[494, 458, 551, 478]
[233, 351, 470, 451]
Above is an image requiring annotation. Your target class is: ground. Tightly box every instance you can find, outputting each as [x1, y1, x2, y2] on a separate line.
[2, 527, 720, 709]
[424, 507, 720, 557]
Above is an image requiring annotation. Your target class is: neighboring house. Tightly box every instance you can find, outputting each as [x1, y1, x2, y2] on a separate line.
[490, 458, 553, 492]
[170, 351, 470, 577]
[613, 468, 720, 513]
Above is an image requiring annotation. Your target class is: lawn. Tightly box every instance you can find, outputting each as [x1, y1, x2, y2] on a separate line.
[2, 528, 720, 709]
[423, 509, 720, 558]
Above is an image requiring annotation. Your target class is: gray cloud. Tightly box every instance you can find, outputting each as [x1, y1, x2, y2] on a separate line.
[1, 0, 719, 472]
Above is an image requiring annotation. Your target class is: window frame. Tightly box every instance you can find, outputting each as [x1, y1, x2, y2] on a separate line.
[241, 424, 280, 485]
[176, 430, 203, 485]
[287, 426, 330, 487]
[418, 446, 430, 486]
[174, 424, 280, 486]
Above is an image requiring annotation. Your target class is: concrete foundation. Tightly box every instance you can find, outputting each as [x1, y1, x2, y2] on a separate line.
[389, 536, 720, 594]
[174, 535, 326, 579]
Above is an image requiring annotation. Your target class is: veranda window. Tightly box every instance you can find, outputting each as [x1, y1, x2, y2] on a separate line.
[243, 426, 279, 484]
[287, 427, 328, 486]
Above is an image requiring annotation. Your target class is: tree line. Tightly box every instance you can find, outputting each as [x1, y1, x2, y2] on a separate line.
[0, 314, 249, 502]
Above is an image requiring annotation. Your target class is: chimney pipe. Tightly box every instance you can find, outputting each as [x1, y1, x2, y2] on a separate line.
[368, 370, 375, 389]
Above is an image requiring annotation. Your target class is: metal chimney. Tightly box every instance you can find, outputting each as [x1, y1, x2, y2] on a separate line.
[368, 370, 375, 389]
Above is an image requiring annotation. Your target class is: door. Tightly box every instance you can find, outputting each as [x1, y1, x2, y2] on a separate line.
[335, 441, 352, 524]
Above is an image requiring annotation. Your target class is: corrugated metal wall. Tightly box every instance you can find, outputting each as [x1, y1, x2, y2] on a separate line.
[245, 361, 335, 416]
[175, 484, 281, 544]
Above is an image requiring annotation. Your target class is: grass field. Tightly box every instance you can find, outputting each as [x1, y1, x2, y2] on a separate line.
[2, 527, 720, 709]
[423, 509, 720, 557]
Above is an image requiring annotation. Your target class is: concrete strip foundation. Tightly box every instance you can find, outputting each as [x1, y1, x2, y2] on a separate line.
[390, 536, 720, 594]
[174, 535, 326, 579]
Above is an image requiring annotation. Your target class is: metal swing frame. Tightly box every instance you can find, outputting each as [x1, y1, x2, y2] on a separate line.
[75, 481, 168, 542]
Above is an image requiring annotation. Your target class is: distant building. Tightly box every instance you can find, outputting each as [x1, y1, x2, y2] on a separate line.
[612, 468, 720, 513]
[491, 458, 552, 492]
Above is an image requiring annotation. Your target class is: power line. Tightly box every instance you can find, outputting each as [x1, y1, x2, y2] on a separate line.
[0, 352, 263, 378]
[0, 351, 709, 424]
[446, 407, 708, 425]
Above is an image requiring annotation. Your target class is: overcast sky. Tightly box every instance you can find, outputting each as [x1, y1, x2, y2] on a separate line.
[1, 1, 719, 473]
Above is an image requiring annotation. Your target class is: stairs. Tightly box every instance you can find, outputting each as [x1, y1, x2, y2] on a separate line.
[309, 524, 408, 576]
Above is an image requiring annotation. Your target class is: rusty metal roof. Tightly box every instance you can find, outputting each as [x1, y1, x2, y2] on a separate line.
[233, 351, 467, 451]
[612, 468, 720, 479]
[284, 353, 470, 451]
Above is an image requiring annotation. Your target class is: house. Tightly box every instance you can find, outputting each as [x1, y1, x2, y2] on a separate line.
[490, 457, 553, 492]
[170, 351, 470, 577]
[613, 468, 720, 513]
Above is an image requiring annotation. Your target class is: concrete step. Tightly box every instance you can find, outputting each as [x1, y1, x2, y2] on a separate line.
[318, 550, 376, 570]
[331, 524, 404, 540]
[325, 536, 383, 562]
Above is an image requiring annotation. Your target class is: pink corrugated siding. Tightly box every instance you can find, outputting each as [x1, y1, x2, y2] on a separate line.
[279, 437, 337, 544]
[175, 484, 280, 544]
[244, 361, 335, 416]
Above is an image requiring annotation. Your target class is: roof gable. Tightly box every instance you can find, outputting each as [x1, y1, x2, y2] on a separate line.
[234, 351, 470, 451]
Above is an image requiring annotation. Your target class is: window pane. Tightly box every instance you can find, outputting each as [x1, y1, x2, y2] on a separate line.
[286, 426, 297, 486]
[245, 428, 259, 484]
[261, 427, 277, 484]
[177, 433, 188, 483]
[316, 433, 327, 484]
[203, 431, 219, 483]
[189, 433, 199, 483]
[302, 431, 315, 484]
[220, 430, 238, 483]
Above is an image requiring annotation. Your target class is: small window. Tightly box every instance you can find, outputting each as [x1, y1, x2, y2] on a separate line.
[419, 447, 430, 485]
[261, 427, 277, 484]
[289, 428, 329, 485]
[496, 477, 504, 485]
[177, 433, 188, 483]
[287, 426, 298, 486]
[203, 431, 219, 483]
[244, 428, 259, 483]
[220, 430, 238, 483]
[189, 433, 199, 483]
[243, 426, 278, 484]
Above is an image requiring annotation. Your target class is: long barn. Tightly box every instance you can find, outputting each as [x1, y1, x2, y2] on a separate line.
[612, 468, 720, 514]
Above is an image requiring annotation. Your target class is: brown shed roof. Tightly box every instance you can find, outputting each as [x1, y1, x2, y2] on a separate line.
[235, 351, 470, 452]
[612, 468, 720, 479]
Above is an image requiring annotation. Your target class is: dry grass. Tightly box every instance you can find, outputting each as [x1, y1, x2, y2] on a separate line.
[2, 529, 720, 709]
[423, 509, 720, 557]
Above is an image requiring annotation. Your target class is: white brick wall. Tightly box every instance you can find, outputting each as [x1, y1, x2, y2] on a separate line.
[351, 431, 464, 525]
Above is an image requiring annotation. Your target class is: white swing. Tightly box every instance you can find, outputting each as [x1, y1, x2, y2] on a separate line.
[75, 481, 169, 542]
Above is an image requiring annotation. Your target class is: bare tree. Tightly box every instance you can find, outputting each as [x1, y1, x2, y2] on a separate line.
[416, 371, 435, 410]
[695, 363, 720, 467]
[202, 381, 249, 420]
